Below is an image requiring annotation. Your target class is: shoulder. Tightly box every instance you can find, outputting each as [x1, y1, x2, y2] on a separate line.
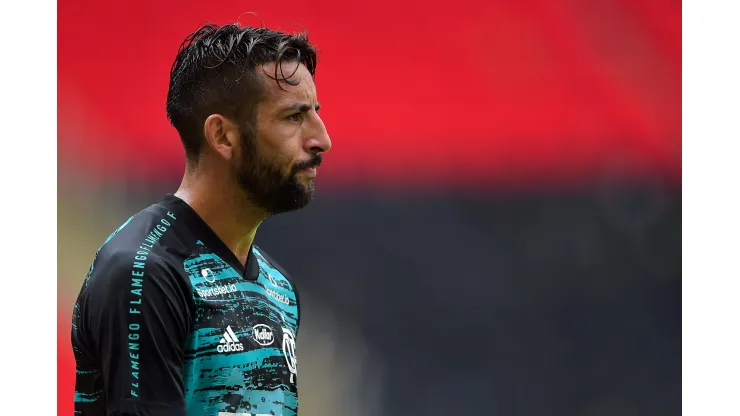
[86, 201, 187, 283]
[84, 246, 179, 294]
[83, 207, 188, 296]
[101, 201, 180, 252]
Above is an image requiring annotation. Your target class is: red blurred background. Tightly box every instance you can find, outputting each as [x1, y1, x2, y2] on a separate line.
[59, 0, 680, 187]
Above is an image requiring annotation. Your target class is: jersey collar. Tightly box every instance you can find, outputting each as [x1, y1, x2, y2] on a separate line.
[162, 194, 260, 280]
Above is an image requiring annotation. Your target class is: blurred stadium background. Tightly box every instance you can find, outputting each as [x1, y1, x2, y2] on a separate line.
[58, 0, 681, 415]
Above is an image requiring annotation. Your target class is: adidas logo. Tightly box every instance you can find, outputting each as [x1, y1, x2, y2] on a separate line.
[216, 326, 244, 353]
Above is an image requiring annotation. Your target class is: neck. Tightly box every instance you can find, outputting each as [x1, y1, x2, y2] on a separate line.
[174, 168, 267, 264]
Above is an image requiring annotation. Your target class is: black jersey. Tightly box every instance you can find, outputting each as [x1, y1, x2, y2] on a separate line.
[72, 194, 300, 416]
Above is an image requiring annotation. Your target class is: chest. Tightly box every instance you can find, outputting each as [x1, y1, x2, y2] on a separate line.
[180, 250, 299, 416]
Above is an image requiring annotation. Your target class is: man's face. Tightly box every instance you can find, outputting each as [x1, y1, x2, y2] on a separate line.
[232, 61, 332, 215]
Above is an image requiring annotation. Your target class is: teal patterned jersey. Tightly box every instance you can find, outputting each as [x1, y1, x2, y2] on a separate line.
[72, 195, 301, 416]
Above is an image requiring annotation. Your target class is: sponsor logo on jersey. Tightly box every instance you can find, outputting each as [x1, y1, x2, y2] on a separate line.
[265, 272, 278, 287]
[282, 327, 298, 384]
[217, 326, 244, 353]
[252, 324, 274, 346]
[196, 283, 237, 299]
[196, 268, 238, 299]
[201, 268, 216, 283]
[265, 287, 290, 306]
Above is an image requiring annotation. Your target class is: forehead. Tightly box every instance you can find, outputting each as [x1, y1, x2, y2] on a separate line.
[257, 61, 317, 107]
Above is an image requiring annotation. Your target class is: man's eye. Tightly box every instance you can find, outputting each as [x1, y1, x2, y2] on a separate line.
[287, 113, 303, 122]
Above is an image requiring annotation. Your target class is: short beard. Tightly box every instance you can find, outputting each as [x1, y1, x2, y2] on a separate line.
[233, 132, 321, 215]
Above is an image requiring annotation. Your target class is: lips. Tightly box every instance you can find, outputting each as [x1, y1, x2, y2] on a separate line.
[294, 155, 322, 178]
[300, 166, 317, 178]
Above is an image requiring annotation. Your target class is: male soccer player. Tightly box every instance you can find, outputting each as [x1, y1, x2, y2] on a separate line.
[71, 23, 331, 416]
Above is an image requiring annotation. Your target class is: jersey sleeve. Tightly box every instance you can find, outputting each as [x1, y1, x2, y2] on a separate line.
[77, 250, 193, 415]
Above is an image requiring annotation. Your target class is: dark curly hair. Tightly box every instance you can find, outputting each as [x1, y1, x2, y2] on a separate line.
[166, 23, 318, 162]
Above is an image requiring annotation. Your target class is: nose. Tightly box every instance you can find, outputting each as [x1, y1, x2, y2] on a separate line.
[304, 113, 332, 154]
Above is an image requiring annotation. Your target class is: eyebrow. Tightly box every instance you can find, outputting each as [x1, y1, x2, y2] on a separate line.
[280, 102, 321, 114]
